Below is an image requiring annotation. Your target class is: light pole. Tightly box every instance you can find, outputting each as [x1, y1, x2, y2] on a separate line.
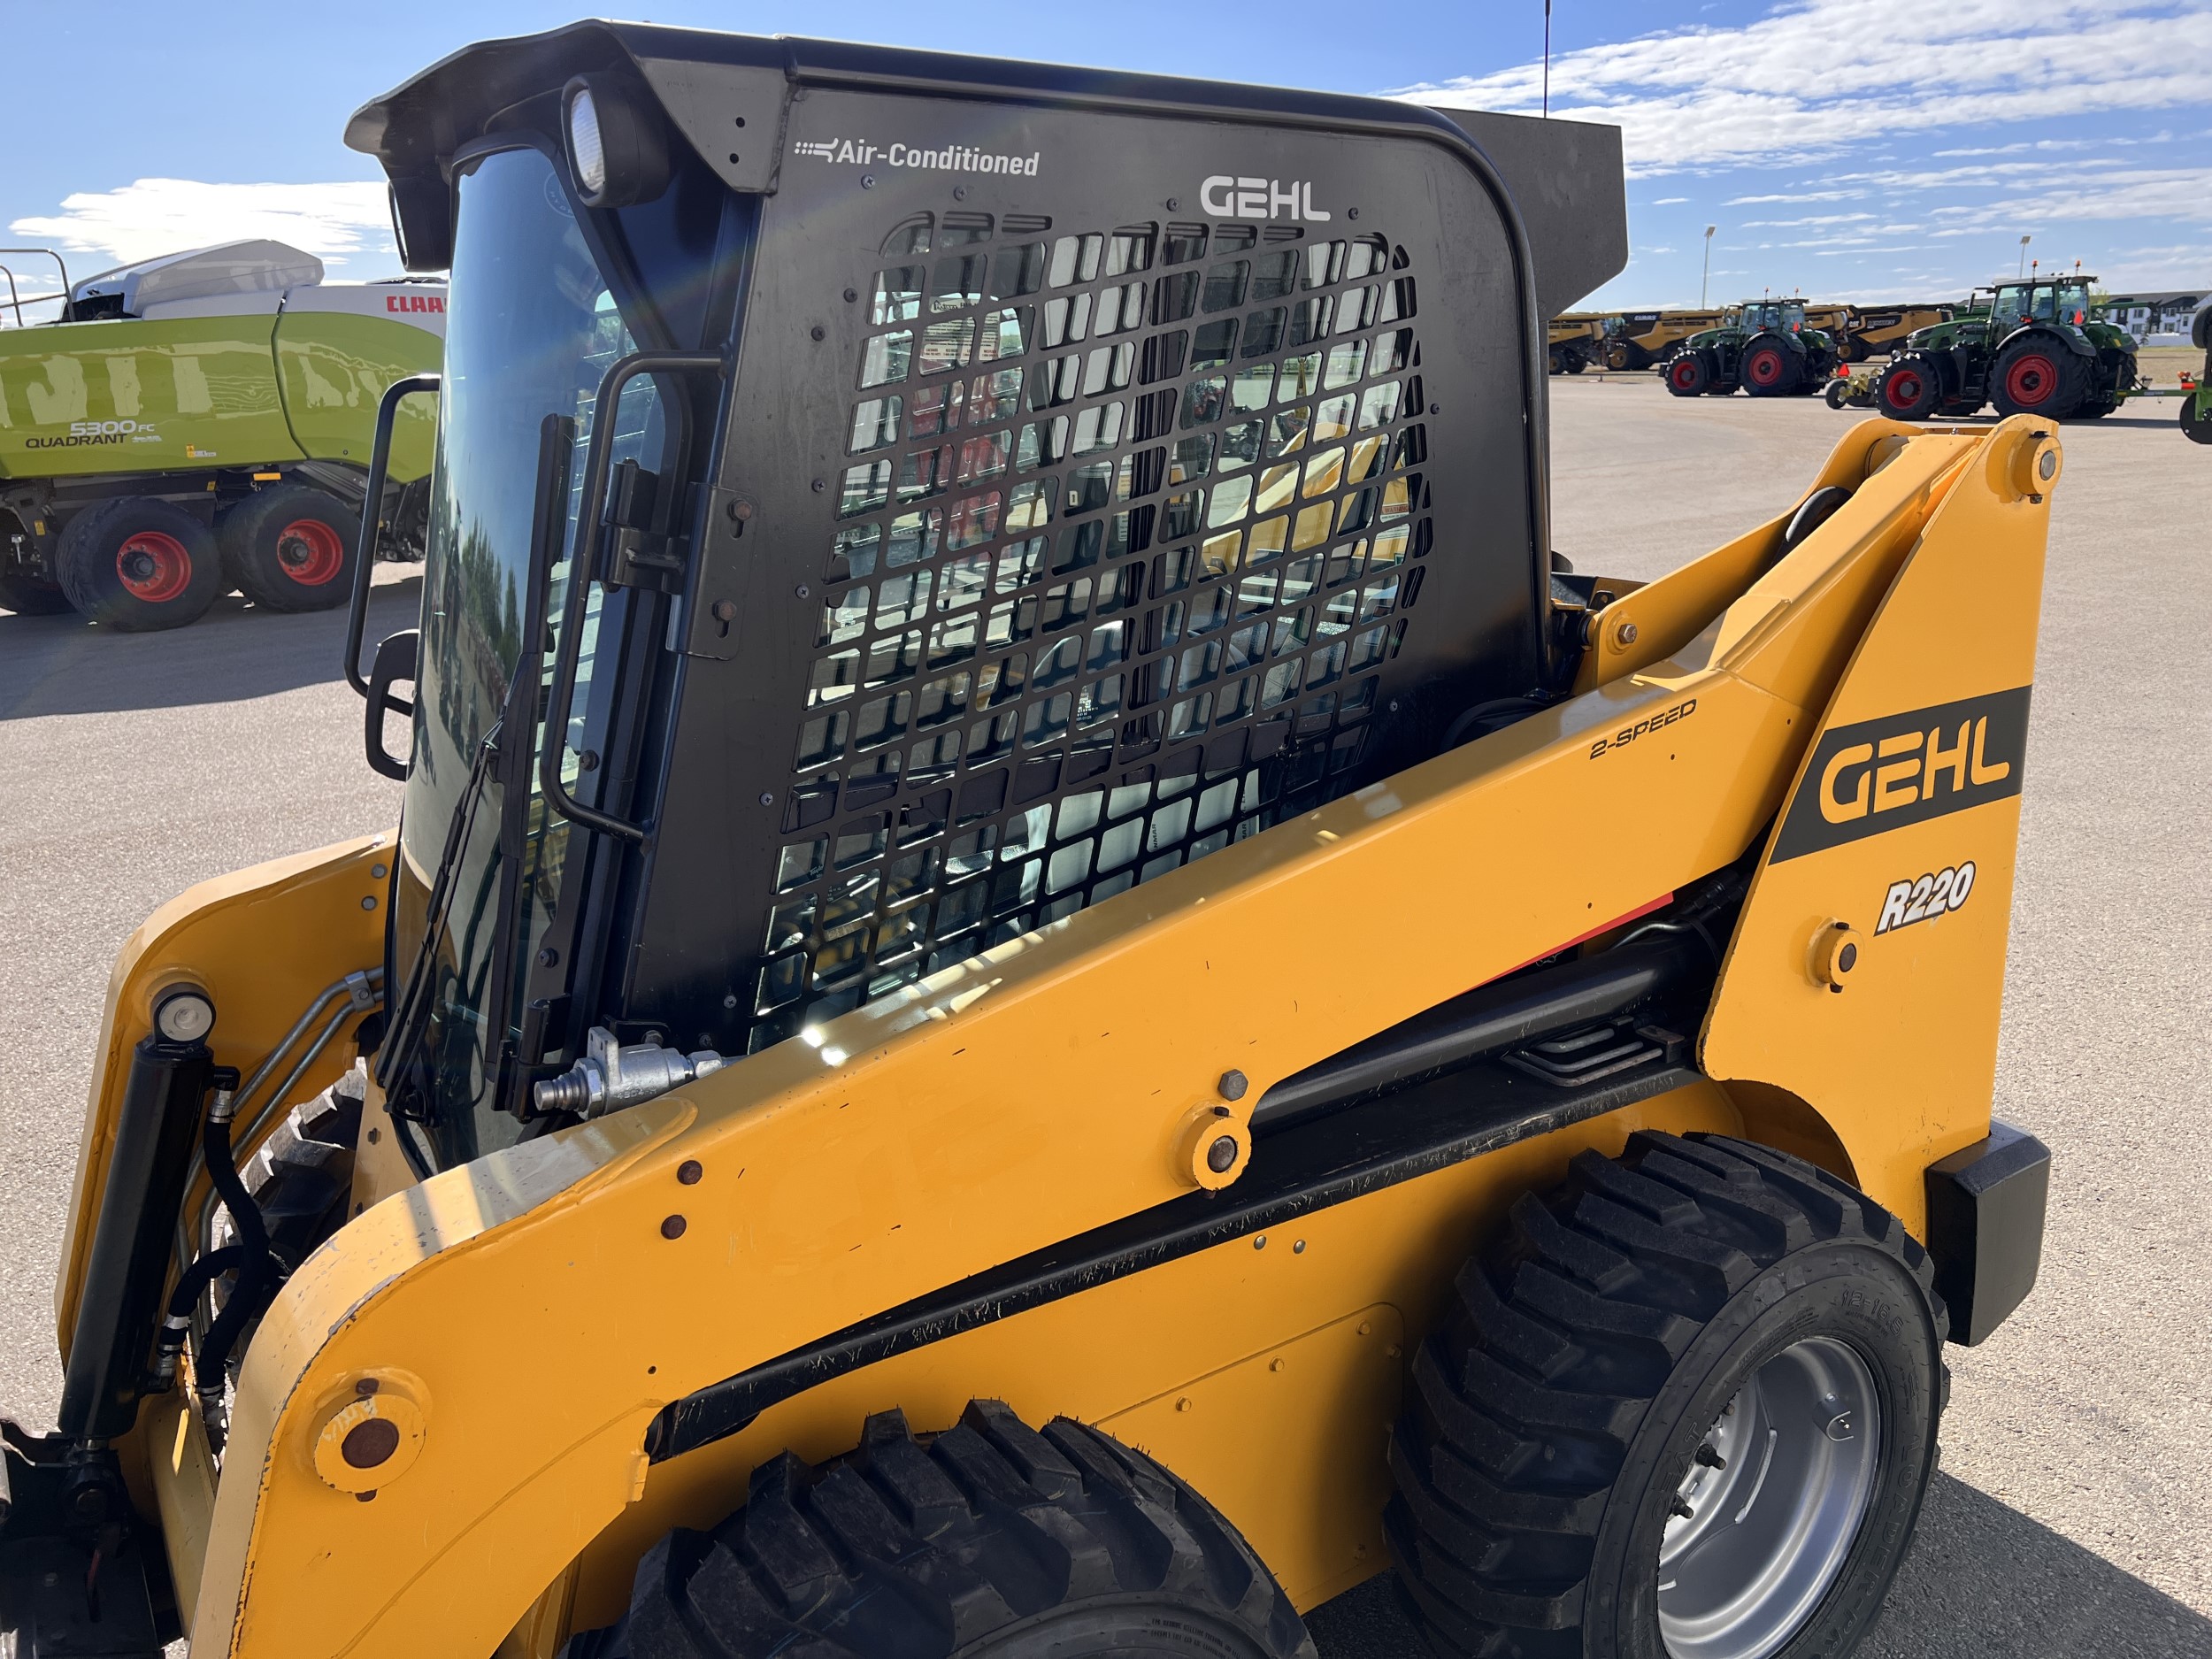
[1701, 225, 1716, 307]
[1542, 1, 1552, 118]
[2017, 234, 2031, 278]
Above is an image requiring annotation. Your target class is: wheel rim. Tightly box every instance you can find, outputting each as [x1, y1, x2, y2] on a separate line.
[1656, 1336, 1883, 1659]
[274, 518, 346, 587]
[1747, 349, 1782, 387]
[2003, 353, 2059, 407]
[113, 530, 193, 603]
[1884, 370, 1923, 411]
[1672, 360, 1699, 388]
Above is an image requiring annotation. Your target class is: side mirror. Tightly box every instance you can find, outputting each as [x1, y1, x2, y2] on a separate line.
[365, 630, 419, 782]
[388, 176, 452, 274]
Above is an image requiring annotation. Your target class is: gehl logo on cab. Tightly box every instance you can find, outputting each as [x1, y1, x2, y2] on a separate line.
[1769, 687, 2031, 864]
[1199, 176, 1331, 223]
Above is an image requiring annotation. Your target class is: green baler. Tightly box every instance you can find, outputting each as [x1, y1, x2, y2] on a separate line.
[0, 239, 442, 630]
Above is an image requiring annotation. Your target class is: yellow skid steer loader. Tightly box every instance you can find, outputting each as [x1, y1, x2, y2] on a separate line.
[1, 24, 2055, 1659]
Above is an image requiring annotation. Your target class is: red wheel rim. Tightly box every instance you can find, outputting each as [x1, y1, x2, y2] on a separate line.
[1671, 359, 1699, 388]
[274, 518, 346, 587]
[1747, 349, 1784, 386]
[1884, 370, 1924, 411]
[2004, 353, 2059, 407]
[113, 531, 192, 603]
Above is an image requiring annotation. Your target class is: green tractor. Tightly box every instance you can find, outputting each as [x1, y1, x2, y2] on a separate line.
[1663, 299, 1842, 398]
[1873, 276, 2136, 422]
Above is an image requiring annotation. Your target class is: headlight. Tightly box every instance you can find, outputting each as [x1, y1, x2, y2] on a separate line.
[561, 74, 670, 210]
[568, 86, 606, 199]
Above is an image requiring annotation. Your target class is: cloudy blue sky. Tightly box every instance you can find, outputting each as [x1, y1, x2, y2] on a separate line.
[2, 0, 2205, 310]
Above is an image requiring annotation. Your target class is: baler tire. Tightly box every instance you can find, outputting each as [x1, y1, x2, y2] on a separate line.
[567, 1401, 1315, 1659]
[1824, 379, 1852, 410]
[1387, 1131, 1947, 1659]
[55, 496, 224, 632]
[218, 483, 361, 613]
[0, 569, 73, 616]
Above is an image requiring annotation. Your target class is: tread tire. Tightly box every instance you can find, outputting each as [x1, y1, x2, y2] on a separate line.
[55, 496, 224, 632]
[1663, 354, 1709, 398]
[1875, 358, 1941, 421]
[569, 1401, 1316, 1659]
[1740, 338, 1799, 397]
[1990, 338, 2086, 419]
[217, 482, 360, 612]
[1386, 1131, 1947, 1659]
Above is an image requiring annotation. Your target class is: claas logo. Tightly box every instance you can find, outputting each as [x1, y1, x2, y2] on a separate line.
[1770, 687, 2030, 864]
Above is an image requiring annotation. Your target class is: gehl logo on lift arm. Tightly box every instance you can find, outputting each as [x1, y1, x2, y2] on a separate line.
[1769, 687, 2031, 864]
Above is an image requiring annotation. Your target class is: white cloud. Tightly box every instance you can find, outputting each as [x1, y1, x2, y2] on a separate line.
[1650, 196, 1690, 204]
[12, 179, 392, 275]
[1400, 1, 2212, 176]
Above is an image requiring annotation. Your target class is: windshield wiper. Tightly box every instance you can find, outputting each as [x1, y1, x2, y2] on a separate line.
[374, 720, 503, 1140]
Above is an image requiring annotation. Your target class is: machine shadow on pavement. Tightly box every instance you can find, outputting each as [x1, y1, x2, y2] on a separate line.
[1303, 1473, 2212, 1659]
[0, 577, 421, 722]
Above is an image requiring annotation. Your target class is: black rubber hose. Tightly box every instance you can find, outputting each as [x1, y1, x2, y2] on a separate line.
[149, 1245, 248, 1387]
[192, 1110, 279, 1424]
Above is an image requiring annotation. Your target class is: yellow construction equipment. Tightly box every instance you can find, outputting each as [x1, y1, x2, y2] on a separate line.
[1548, 311, 1606, 373]
[1601, 308, 1728, 370]
[3, 25, 2055, 1659]
[1839, 303, 1954, 362]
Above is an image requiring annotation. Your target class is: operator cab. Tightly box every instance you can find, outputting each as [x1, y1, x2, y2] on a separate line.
[344, 24, 1624, 1171]
[1991, 280, 2093, 332]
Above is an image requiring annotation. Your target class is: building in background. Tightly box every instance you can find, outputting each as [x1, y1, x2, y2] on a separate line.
[2097, 290, 2204, 344]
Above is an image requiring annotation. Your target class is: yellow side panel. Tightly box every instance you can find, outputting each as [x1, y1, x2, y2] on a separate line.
[566, 1082, 1744, 1634]
[1099, 1306, 1407, 1609]
[55, 833, 393, 1351]
[144, 1391, 219, 1632]
[1702, 419, 2057, 1232]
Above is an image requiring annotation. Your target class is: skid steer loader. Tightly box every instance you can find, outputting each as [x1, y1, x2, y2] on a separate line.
[0, 23, 2056, 1659]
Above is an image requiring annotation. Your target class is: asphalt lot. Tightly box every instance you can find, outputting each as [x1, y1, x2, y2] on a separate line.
[3, 379, 2208, 1656]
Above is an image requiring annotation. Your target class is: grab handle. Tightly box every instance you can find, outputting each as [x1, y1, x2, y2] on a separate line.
[346, 373, 441, 700]
[537, 350, 724, 845]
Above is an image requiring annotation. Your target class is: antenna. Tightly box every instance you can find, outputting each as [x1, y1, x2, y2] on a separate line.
[1543, 1, 1553, 118]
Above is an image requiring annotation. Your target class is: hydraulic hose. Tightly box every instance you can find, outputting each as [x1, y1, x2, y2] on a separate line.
[191, 1090, 280, 1448]
[149, 1245, 247, 1390]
